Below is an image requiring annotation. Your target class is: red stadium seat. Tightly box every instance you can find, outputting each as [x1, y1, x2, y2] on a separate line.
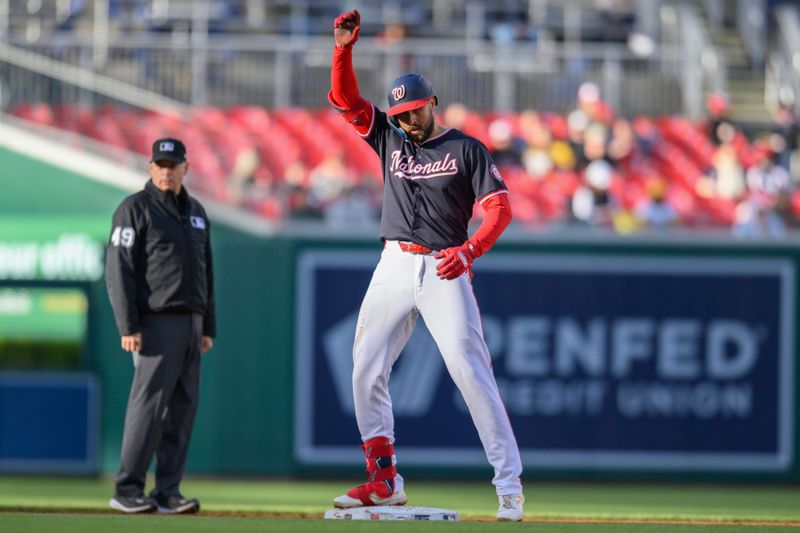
[10, 102, 55, 126]
[541, 113, 569, 141]
[8, 101, 770, 227]
[227, 106, 272, 132]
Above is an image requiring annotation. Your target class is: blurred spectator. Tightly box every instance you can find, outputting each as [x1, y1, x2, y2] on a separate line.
[486, 3, 539, 43]
[741, 141, 794, 237]
[696, 144, 745, 201]
[325, 181, 381, 229]
[746, 142, 792, 202]
[518, 110, 539, 144]
[522, 147, 552, 180]
[732, 197, 788, 239]
[772, 189, 799, 231]
[627, 30, 656, 58]
[278, 161, 322, 220]
[518, 110, 552, 149]
[226, 148, 271, 205]
[635, 177, 678, 230]
[581, 122, 610, 167]
[442, 102, 492, 146]
[607, 118, 637, 165]
[705, 91, 737, 146]
[568, 83, 614, 169]
[567, 106, 590, 165]
[488, 118, 525, 167]
[569, 82, 615, 128]
[378, 22, 412, 70]
[570, 159, 618, 226]
[712, 144, 746, 200]
[596, 0, 636, 41]
[443, 102, 469, 130]
[772, 100, 800, 178]
[550, 141, 577, 172]
[308, 152, 354, 211]
[379, 22, 407, 44]
[519, 111, 557, 180]
[567, 111, 589, 166]
[632, 116, 660, 158]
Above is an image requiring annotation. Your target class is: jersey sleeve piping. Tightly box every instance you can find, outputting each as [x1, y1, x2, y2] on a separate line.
[478, 189, 509, 205]
[328, 90, 375, 137]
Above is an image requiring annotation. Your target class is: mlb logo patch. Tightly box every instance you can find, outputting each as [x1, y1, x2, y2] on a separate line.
[160, 141, 175, 152]
[190, 216, 206, 229]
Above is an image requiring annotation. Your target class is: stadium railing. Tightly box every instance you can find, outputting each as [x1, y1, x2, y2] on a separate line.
[0, 6, 704, 118]
[770, 5, 800, 111]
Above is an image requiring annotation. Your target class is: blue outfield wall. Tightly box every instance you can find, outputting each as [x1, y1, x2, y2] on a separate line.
[288, 237, 800, 482]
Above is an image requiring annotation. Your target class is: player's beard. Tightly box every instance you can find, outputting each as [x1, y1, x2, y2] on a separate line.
[407, 118, 435, 143]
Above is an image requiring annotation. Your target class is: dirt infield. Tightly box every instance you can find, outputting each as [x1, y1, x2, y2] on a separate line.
[4, 508, 800, 527]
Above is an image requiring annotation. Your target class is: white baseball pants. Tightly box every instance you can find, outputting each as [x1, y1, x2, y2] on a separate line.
[352, 240, 523, 495]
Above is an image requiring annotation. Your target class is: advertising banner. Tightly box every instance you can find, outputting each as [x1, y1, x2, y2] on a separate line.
[0, 287, 88, 341]
[0, 216, 107, 281]
[295, 251, 794, 471]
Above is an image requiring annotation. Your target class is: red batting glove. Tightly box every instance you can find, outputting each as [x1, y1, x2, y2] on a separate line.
[334, 10, 361, 48]
[435, 242, 479, 280]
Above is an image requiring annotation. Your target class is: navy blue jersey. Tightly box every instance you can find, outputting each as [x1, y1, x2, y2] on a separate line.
[358, 104, 508, 250]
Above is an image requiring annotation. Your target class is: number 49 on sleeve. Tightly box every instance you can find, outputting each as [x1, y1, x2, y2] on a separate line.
[111, 226, 136, 248]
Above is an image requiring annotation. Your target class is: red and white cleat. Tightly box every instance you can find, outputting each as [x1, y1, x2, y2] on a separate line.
[333, 436, 408, 508]
[333, 484, 408, 508]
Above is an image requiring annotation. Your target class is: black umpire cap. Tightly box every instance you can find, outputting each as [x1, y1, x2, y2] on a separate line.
[387, 73, 438, 117]
[151, 137, 187, 163]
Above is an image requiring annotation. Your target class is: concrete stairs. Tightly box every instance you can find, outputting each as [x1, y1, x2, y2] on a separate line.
[706, 24, 771, 128]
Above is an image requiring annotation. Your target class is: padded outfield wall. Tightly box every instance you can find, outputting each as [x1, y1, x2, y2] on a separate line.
[1, 146, 798, 481]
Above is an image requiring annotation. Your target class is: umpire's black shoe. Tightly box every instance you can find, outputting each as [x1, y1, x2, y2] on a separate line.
[150, 491, 201, 514]
[108, 495, 157, 513]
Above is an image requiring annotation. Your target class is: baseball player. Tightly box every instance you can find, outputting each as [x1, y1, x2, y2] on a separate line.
[328, 10, 524, 522]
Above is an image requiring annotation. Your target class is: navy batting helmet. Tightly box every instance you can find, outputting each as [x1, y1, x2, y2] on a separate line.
[387, 73, 438, 117]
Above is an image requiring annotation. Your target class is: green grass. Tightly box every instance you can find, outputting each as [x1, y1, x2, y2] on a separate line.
[3, 514, 794, 533]
[8, 513, 796, 533]
[0, 477, 798, 532]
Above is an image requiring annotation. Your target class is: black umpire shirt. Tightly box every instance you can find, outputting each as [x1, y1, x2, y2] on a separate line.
[105, 180, 216, 338]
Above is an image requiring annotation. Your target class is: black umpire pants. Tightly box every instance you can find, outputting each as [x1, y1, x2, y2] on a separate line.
[115, 312, 203, 498]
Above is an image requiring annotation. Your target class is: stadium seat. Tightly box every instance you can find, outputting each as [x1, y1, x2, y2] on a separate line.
[10, 102, 55, 126]
[6, 100, 780, 228]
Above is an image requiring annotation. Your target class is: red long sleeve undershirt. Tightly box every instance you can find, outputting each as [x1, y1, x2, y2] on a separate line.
[470, 192, 512, 256]
[330, 45, 373, 134]
[330, 46, 362, 110]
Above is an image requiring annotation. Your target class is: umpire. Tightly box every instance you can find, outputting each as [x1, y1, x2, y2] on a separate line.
[105, 138, 215, 514]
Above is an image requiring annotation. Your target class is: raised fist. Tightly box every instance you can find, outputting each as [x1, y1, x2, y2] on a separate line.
[334, 10, 360, 48]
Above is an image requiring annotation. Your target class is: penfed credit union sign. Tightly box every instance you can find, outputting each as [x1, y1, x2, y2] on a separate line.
[493, 316, 758, 420]
[295, 251, 794, 473]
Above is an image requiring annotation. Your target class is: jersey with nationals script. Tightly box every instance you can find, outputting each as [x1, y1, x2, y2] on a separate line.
[360, 105, 507, 250]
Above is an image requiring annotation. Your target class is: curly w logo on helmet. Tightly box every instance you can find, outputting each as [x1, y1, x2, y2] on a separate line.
[391, 85, 406, 101]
